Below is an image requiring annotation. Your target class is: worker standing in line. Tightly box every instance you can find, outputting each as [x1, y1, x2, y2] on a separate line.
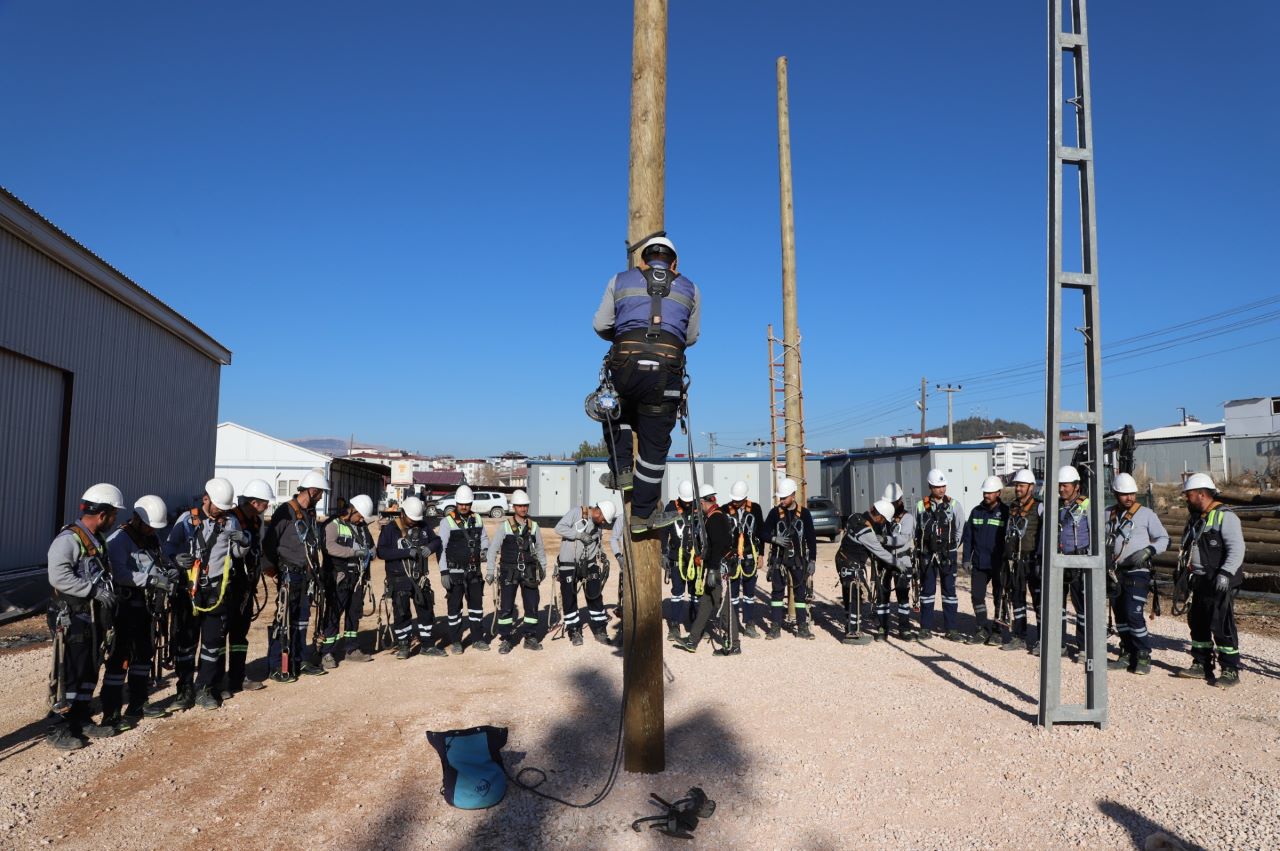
[554, 500, 618, 646]
[487, 490, 548, 654]
[1002, 469, 1043, 653]
[1054, 465, 1090, 659]
[222, 479, 273, 695]
[592, 234, 700, 534]
[1174, 473, 1245, 687]
[762, 478, 818, 640]
[915, 469, 966, 641]
[439, 485, 490, 655]
[1105, 473, 1169, 675]
[101, 495, 175, 729]
[672, 484, 735, 654]
[377, 497, 445, 659]
[45, 484, 126, 750]
[878, 484, 918, 641]
[963, 477, 1009, 646]
[661, 481, 699, 641]
[262, 471, 331, 682]
[320, 494, 376, 667]
[724, 480, 766, 638]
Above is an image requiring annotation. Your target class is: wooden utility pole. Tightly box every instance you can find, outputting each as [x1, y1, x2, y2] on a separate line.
[776, 57, 806, 501]
[937, 383, 962, 443]
[622, 0, 666, 775]
[919, 377, 927, 445]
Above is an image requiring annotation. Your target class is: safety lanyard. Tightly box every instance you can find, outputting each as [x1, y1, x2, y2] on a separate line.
[1107, 503, 1141, 555]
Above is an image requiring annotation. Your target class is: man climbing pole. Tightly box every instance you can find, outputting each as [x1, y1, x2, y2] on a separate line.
[592, 233, 701, 534]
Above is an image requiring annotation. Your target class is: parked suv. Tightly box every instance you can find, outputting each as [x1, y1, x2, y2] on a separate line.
[807, 495, 842, 541]
[427, 490, 510, 518]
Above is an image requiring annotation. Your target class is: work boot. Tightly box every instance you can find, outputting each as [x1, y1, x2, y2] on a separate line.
[269, 671, 298, 684]
[898, 626, 918, 641]
[170, 687, 196, 711]
[300, 661, 327, 676]
[141, 701, 170, 718]
[916, 628, 934, 641]
[666, 623, 681, 642]
[79, 711, 117, 739]
[968, 627, 990, 646]
[842, 631, 872, 646]
[592, 630, 610, 645]
[984, 630, 1001, 646]
[1001, 636, 1027, 653]
[870, 626, 889, 642]
[220, 690, 234, 701]
[944, 630, 966, 642]
[421, 645, 447, 658]
[765, 625, 781, 640]
[1107, 652, 1132, 671]
[195, 687, 221, 711]
[714, 643, 742, 656]
[630, 509, 679, 535]
[47, 723, 86, 751]
[450, 642, 464, 656]
[570, 631, 584, 647]
[498, 639, 514, 655]
[395, 643, 411, 660]
[672, 637, 697, 654]
[321, 652, 338, 670]
[102, 711, 133, 733]
[599, 469, 634, 492]
[345, 649, 372, 663]
[742, 622, 761, 639]
[241, 679, 267, 691]
[1132, 656, 1152, 675]
[1175, 661, 1208, 680]
[523, 636, 543, 651]
[1217, 668, 1240, 689]
[472, 639, 491, 652]
[797, 623, 815, 640]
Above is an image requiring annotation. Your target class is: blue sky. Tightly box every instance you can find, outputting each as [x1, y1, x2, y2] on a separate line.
[3, 1, 1276, 457]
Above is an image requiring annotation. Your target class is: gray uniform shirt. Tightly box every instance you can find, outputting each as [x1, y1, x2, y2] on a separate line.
[883, 513, 916, 572]
[592, 274, 702, 346]
[164, 511, 245, 580]
[487, 517, 548, 577]
[1107, 504, 1170, 564]
[47, 521, 109, 600]
[438, 513, 490, 574]
[555, 509, 608, 567]
[852, 522, 896, 567]
[1187, 508, 1246, 577]
[106, 526, 163, 590]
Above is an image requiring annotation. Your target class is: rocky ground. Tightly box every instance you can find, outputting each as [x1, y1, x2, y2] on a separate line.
[1, 519, 1277, 850]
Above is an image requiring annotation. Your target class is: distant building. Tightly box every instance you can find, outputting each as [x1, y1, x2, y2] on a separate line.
[1132, 418, 1226, 484]
[962, 434, 1036, 478]
[1225, 397, 1280, 437]
[864, 434, 946, 449]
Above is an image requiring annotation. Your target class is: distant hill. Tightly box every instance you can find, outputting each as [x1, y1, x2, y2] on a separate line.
[288, 436, 395, 456]
[927, 417, 1043, 442]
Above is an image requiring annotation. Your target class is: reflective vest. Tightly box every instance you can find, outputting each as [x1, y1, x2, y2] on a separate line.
[445, 511, 483, 572]
[724, 501, 759, 577]
[1182, 503, 1233, 577]
[611, 266, 696, 344]
[1007, 497, 1041, 557]
[500, 518, 538, 566]
[1058, 497, 1090, 554]
[916, 496, 958, 556]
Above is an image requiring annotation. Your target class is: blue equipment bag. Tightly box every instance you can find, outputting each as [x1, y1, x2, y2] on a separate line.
[426, 725, 509, 809]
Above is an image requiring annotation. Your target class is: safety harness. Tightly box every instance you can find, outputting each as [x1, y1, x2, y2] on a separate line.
[724, 501, 759, 579]
[188, 508, 232, 614]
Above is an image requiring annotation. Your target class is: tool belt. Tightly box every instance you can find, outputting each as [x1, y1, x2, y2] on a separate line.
[51, 593, 91, 615]
[610, 329, 686, 370]
[501, 560, 544, 588]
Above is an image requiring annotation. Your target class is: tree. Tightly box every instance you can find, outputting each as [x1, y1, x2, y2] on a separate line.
[573, 439, 609, 459]
[473, 463, 501, 486]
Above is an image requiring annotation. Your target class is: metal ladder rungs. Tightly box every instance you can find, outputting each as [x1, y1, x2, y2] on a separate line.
[1058, 33, 1085, 49]
[1051, 704, 1106, 725]
[1050, 554, 1102, 570]
[1059, 146, 1092, 163]
[1058, 272, 1095, 288]
[1056, 410, 1098, 424]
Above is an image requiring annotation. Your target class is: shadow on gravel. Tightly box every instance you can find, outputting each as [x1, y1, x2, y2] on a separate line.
[1240, 652, 1280, 681]
[352, 666, 752, 851]
[0, 714, 52, 763]
[1097, 799, 1208, 851]
[888, 640, 1037, 724]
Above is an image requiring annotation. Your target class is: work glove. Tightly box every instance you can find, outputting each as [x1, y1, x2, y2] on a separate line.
[806, 560, 817, 577]
[149, 571, 173, 593]
[226, 529, 250, 546]
[406, 545, 421, 560]
[772, 535, 789, 547]
[174, 554, 195, 571]
[1214, 573, 1230, 594]
[485, 570, 496, 584]
[440, 573, 451, 593]
[616, 553, 625, 569]
[92, 581, 116, 609]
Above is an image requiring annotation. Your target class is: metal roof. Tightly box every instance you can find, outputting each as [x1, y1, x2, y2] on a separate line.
[0, 186, 231, 365]
[1134, 422, 1225, 442]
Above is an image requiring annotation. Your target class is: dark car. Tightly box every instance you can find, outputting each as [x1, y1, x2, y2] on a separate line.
[807, 496, 842, 541]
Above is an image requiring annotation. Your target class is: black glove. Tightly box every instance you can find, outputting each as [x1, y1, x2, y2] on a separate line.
[174, 554, 195, 571]
[165, 567, 183, 586]
[226, 529, 250, 546]
[149, 571, 173, 593]
[1214, 573, 1230, 594]
[806, 559, 816, 577]
[406, 545, 421, 560]
[772, 535, 790, 547]
[440, 573, 451, 592]
[92, 582, 116, 609]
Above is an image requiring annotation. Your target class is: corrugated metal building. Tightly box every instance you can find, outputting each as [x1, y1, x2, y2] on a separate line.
[820, 444, 994, 520]
[1130, 421, 1227, 484]
[0, 188, 231, 616]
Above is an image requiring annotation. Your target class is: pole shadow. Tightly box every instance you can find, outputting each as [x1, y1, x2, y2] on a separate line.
[1096, 798, 1208, 851]
[0, 715, 55, 763]
[886, 640, 1037, 723]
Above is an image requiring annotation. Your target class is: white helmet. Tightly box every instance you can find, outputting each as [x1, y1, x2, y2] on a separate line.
[730, 480, 749, 501]
[511, 489, 530, 506]
[1012, 469, 1036, 485]
[883, 483, 904, 502]
[205, 477, 235, 511]
[638, 235, 676, 260]
[777, 478, 798, 499]
[1057, 465, 1081, 484]
[81, 483, 125, 510]
[455, 485, 475, 504]
[981, 476, 1003, 494]
[300, 470, 330, 491]
[242, 479, 275, 502]
[677, 480, 695, 503]
[1182, 472, 1217, 493]
[1111, 473, 1138, 494]
[872, 499, 895, 521]
[926, 469, 947, 487]
[698, 482, 717, 500]
[349, 494, 374, 519]
[401, 496, 425, 522]
[596, 500, 617, 524]
[133, 495, 168, 529]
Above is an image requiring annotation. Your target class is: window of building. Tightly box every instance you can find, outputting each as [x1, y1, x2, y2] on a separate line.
[1271, 397, 1280, 416]
[277, 479, 289, 497]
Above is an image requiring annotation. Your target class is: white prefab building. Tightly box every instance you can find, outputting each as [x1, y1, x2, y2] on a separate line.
[1225, 397, 1280, 437]
[820, 445, 994, 521]
[0, 188, 231, 618]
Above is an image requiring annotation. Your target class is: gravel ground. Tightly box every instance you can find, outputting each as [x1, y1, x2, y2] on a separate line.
[1, 520, 1278, 850]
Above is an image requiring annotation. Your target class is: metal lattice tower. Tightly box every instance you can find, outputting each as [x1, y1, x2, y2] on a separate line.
[1038, 0, 1108, 729]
